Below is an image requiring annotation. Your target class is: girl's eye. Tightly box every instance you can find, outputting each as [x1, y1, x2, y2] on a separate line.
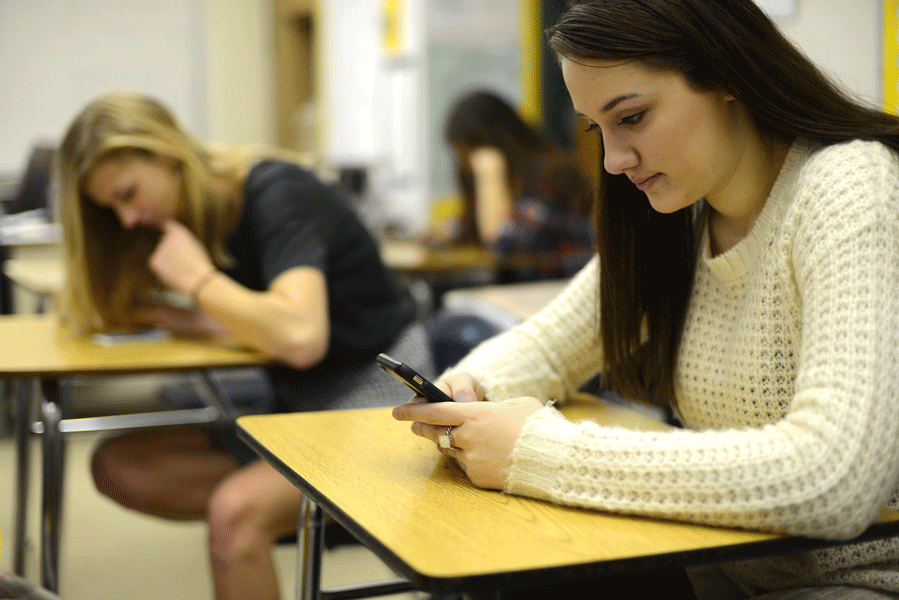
[583, 122, 599, 133]
[620, 112, 643, 126]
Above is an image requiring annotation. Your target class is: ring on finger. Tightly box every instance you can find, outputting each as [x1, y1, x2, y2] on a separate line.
[438, 426, 461, 450]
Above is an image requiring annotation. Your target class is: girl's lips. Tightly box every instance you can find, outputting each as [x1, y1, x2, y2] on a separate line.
[631, 173, 662, 192]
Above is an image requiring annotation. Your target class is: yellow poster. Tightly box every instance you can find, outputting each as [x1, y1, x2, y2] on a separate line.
[885, 0, 898, 113]
[382, 0, 403, 57]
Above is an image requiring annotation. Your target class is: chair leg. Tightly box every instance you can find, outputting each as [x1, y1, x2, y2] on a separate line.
[297, 496, 325, 600]
[39, 392, 64, 594]
[12, 377, 35, 576]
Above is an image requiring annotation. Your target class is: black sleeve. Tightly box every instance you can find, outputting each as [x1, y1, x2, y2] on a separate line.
[247, 169, 339, 285]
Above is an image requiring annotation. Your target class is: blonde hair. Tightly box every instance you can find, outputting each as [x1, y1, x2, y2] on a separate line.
[56, 91, 249, 333]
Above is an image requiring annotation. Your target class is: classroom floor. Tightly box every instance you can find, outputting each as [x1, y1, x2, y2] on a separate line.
[0, 375, 422, 600]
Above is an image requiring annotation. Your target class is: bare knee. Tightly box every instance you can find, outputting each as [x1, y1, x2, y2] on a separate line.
[91, 435, 148, 511]
[207, 480, 271, 571]
[206, 464, 301, 571]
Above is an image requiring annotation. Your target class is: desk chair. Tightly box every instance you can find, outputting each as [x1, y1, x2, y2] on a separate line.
[428, 308, 507, 373]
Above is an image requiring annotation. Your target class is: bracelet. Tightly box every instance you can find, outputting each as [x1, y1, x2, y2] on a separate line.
[190, 268, 219, 300]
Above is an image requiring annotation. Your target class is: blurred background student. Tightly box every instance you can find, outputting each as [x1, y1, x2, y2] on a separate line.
[440, 89, 594, 283]
[55, 90, 433, 600]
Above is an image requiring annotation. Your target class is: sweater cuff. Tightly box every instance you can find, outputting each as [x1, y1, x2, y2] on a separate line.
[504, 404, 574, 501]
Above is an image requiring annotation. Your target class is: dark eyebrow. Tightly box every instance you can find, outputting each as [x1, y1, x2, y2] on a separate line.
[574, 94, 642, 122]
[601, 93, 640, 113]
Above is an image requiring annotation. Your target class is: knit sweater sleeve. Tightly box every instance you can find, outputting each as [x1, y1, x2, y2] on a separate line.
[443, 255, 604, 403]
[506, 141, 899, 540]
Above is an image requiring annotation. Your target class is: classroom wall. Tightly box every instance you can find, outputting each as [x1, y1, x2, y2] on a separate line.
[771, 0, 882, 107]
[203, 0, 276, 148]
[0, 0, 274, 178]
[0, 0, 884, 198]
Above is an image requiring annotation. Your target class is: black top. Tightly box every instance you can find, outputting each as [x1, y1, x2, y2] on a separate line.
[224, 160, 415, 411]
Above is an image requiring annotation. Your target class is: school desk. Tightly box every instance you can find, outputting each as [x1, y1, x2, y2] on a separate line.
[237, 394, 899, 600]
[0, 313, 267, 593]
[441, 277, 571, 327]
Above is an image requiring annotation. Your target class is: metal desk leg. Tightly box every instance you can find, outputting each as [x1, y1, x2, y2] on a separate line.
[13, 377, 36, 576]
[193, 371, 237, 424]
[294, 501, 414, 600]
[296, 496, 325, 600]
[39, 385, 65, 594]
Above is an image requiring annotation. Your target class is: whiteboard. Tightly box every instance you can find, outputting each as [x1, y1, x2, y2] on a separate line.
[0, 0, 205, 176]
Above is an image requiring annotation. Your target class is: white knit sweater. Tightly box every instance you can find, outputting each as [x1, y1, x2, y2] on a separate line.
[447, 140, 899, 593]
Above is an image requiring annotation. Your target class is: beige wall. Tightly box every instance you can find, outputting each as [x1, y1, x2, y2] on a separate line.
[203, 0, 277, 146]
[775, 0, 881, 107]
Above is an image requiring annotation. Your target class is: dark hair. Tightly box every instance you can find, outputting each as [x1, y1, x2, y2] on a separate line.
[444, 90, 589, 243]
[548, 0, 899, 406]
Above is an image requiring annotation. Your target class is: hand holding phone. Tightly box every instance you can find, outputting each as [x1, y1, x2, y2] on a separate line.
[376, 353, 453, 403]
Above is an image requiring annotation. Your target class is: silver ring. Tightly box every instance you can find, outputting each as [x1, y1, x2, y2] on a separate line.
[438, 426, 456, 450]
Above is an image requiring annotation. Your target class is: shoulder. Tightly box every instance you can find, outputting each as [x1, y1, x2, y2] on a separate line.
[239, 161, 354, 239]
[787, 140, 899, 245]
[791, 140, 899, 211]
[799, 140, 899, 192]
[245, 160, 327, 197]
[244, 160, 347, 212]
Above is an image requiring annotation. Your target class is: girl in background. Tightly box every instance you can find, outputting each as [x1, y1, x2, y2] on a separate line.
[443, 89, 594, 281]
[57, 90, 432, 600]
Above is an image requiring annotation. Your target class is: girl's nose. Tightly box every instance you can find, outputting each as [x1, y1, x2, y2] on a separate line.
[603, 135, 639, 175]
[116, 206, 140, 229]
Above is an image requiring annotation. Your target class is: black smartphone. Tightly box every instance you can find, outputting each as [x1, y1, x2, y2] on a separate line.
[376, 353, 453, 403]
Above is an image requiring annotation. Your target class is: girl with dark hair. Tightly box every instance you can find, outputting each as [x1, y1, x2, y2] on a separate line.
[443, 89, 594, 280]
[395, 1, 899, 597]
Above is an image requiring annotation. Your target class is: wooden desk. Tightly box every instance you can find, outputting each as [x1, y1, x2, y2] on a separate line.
[380, 239, 568, 276]
[379, 239, 570, 325]
[1, 222, 60, 313]
[442, 278, 570, 325]
[0, 313, 267, 592]
[3, 257, 62, 313]
[237, 396, 899, 597]
[379, 239, 496, 275]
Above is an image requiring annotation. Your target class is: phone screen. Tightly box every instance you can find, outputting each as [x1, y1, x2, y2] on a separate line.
[376, 353, 453, 403]
[92, 328, 172, 346]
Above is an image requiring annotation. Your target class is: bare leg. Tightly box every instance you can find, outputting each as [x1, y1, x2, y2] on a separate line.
[91, 426, 239, 519]
[206, 459, 302, 600]
[93, 427, 301, 599]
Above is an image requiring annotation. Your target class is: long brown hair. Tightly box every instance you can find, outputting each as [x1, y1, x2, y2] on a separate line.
[548, 0, 899, 406]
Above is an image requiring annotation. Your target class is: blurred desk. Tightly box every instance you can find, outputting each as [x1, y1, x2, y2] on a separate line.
[3, 257, 62, 312]
[0, 313, 267, 592]
[1, 220, 61, 314]
[238, 394, 899, 598]
[379, 239, 571, 323]
[379, 240, 498, 322]
[379, 239, 495, 274]
[442, 278, 570, 326]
